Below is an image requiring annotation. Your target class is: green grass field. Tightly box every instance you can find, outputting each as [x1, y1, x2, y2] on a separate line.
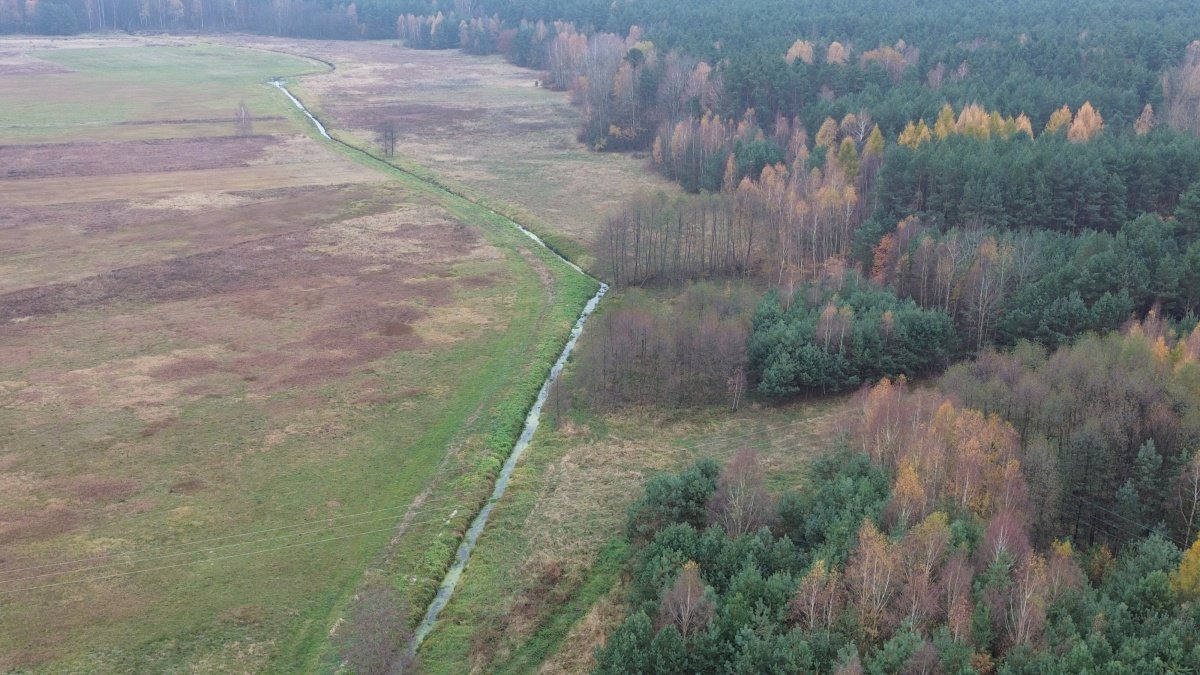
[0, 38, 595, 672]
[0, 44, 323, 141]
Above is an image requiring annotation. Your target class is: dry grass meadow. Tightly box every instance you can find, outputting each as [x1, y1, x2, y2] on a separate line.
[0, 36, 595, 672]
[0, 35, 821, 674]
[215, 37, 683, 270]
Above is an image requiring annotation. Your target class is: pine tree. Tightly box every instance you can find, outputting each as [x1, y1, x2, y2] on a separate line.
[594, 611, 654, 674]
[1176, 182, 1200, 240]
[649, 625, 688, 674]
[864, 124, 886, 159]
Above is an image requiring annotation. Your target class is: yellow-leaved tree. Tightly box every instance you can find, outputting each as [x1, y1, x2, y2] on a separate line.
[1044, 105, 1073, 134]
[836, 137, 860, 182]
[898, 120, 932, 149]
[1068, 101, 1104, 143]
[934, 103, 956, 140]
[956, 103, 991, 139]
[815, 117, 841, 148]
[1172, 536, 1200, 600]
[1134, 103, 1156, 135]
[1014, 113, 1035, 138]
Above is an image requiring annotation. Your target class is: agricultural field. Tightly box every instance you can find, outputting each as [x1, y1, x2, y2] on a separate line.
[0, 37, 594, 671]
[217, 37, 683, 270]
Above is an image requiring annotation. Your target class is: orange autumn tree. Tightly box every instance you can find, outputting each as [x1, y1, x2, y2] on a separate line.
[826, 40, 850, 65]
[1134, 103, 1156, 135]
[845, 520, 898, 640]
[1044, 104, 1073, 134]
[815, 116, 840, 148]
[786, 39, 815, 65]
[849, 379, 1066, 650]
[1067, 101, 1104, 142]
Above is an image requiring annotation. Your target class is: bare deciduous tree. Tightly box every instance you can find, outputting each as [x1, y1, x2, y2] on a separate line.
[706, 446, 774, 536]
[1176, 451, 1200, 541]
[235, 100, 253, 136]
[378, 119, 397, 157]
[657, 561, 714, 638]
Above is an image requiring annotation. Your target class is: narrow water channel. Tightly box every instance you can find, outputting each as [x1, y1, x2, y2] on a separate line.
[270, 79, 607, 651]
[413, 282, 606, 645]
[272, 79, 331, 139]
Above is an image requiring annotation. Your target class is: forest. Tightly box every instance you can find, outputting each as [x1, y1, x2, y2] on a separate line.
[378, 1, 1200, 671]
[594, 323, 1200, 672]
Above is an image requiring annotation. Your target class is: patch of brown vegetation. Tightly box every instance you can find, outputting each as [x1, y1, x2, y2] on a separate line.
[221, 604, 267, 627]
[0, 163, 380, 208]
[0, 36, 547, 670]
[0, 200, 150, 236]
[0, 227, 381, 321]
[328, 101, 487, 133]
[169, 478, 207, 495]
[138, 416, 178, 437]
[208, 36, 681, 266]
[53, 475, 141, 503]
[0, 53, 73, 76]
[1, 136, 275, 179]
[150, 357, 228, 381]
[540, 584, 628, 674]
[0, 183, 387, 295]
[0, 503, 82, 543]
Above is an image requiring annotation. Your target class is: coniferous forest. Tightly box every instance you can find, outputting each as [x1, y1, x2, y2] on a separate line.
[11, 0, 1200, 671]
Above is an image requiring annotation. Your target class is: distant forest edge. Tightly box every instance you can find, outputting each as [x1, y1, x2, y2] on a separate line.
[6, 1, 1200, 131]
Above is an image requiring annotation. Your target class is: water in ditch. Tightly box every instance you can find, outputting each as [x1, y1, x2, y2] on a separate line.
[412, 281, 606, 646]
[270, 78, 607, 652]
